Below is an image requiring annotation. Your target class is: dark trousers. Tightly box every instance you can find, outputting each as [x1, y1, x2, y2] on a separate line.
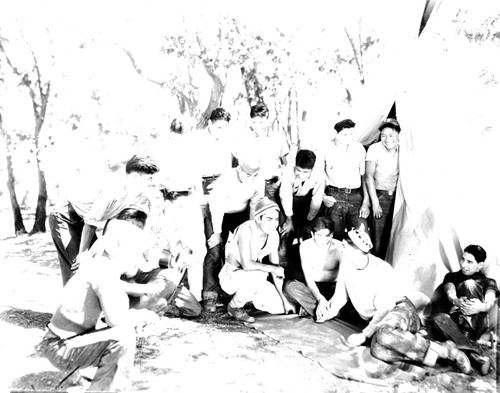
[49, 202, 97, 285]
[370, 191, 396, 259]
[283, 280, 336, 316]
[202, 204, 250, 298]
[276, 189, 313, 275]
[324, 187, 367, 241]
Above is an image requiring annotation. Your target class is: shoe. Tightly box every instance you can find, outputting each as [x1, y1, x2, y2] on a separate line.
[202, 292, 218, 313]
[453, 349, 472, 374]
[443, 341, 471, 374]
[227, 305, 255, 323]
[298, 306, 309, 317]
[469, 352, 491, 376]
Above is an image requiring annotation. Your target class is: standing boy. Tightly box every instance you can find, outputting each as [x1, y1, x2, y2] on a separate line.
[365, 118, 401, 258]
[323, 119, 369, 240]
[49, 154, 159, 285]
[202, 155, 265, 312]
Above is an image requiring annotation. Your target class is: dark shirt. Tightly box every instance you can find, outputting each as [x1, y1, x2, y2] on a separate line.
[443, 271, 498, 306]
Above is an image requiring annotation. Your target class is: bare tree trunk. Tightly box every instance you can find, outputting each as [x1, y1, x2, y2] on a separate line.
[31, 120, 48, 234]
[241, 66, 264, 108]
[28, 78, 50, 234]
[1, 114, 27, 236]
[196, 62, 224, 129]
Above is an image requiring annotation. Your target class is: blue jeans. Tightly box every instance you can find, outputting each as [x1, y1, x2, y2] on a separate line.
[370, 191, 396, 259]
[202, 204, 249, 299]
[37, 325, 136, 391]
[49, 202, 97, 286]
[324, 188, 367, 241]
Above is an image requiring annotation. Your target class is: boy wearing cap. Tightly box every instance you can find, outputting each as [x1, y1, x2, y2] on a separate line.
[431, 244, 497, 375]
[37, 210, 161, 392]
[202, 155, 265, 312]
[49, 154, 160, 285]
[320, 229, 473, 374]
[283, 217, 342, 319]
[219, 197, 295, 322]
[365, 118, 401, 258]
[323, 119, 369, 241]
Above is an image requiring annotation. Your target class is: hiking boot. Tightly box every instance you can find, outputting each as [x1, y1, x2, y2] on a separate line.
[202, 291, 218, 313]
[443, 341, 471, 374]
[469, 352, 491, 375]
[227, 305, 255, 323]
[298, 306, 309, 317]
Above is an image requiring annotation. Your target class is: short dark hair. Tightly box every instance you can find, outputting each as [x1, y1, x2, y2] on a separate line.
[125, 154, 159, 175]
[103, 208, 148, 233]
[295, 149, 316, 170]
[170, 118, 184, 134]
[311, 217, 335, 235]
[209, 107, 231, 122]
[250, 102, 269, 119]
[379, 118, 401, 133]
[334, 119, 356, 133]
[464, 244, 487, 263]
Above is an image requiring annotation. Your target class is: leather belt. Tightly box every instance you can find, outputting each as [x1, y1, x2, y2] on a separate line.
[376, 189, 396, 196]
[325, 185, 361, 195]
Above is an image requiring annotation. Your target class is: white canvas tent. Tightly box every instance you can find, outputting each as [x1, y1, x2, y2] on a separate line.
[353, 0, 500, 297]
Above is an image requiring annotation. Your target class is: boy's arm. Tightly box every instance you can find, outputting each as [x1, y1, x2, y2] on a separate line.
[444, 282, 463, 308]
[364, 161, 380, 217]
[307, 177, 325, 221]
[300, 243, 327, 304]
[268, 248, 294, 313]
[79, 223, 97, 253]
[237, 226, 280, 274]
[461, 289, 497, 315]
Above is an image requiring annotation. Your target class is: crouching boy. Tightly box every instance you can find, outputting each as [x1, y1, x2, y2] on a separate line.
[219, 198, 295, 323]
[36, 212, 160, 392]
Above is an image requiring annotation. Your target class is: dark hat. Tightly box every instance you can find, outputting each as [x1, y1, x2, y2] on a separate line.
[334, 119, 356, 132]
[378, 118, 401, 132]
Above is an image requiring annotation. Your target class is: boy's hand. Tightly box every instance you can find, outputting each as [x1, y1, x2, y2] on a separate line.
[460, 298, 484, 315]
[323, 195, 336, 208]
[280, 218, 294, 236]
[207, 232, 222, 248]
[347, 332, 367, 347]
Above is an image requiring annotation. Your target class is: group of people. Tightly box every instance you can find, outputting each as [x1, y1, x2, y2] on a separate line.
[37, 103, 498, 391]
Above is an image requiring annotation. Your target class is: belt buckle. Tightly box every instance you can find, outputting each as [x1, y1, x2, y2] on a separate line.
[344, 188, 352, 194]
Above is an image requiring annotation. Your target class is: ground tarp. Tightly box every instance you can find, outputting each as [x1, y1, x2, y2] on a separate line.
[248, 313, 429, 388]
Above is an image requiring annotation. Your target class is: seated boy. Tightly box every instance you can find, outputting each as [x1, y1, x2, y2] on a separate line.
[283, 217, 342, 319]
[432, 244, 498, 375]
[36, 210, 160, 392]
[219, 198, 295, 323]
[320, 228, 473, 374]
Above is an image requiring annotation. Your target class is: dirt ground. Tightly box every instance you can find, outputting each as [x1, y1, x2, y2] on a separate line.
[0, 215, 498, 392]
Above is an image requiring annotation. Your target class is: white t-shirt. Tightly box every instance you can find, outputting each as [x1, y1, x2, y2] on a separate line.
[324, 141, 366, 189]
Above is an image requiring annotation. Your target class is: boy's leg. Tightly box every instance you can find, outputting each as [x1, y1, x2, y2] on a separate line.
[49, 203, 85, 286]
[201, 205, 222, 310]
[347, 192, 368, 234]
[40, 325, 136, 391]
[283, 280, 318, 316]
[370, 192, 396, 259]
